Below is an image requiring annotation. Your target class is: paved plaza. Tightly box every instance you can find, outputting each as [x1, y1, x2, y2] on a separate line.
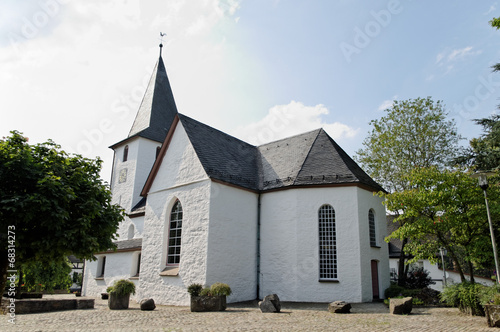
[0, 295, 493, 332]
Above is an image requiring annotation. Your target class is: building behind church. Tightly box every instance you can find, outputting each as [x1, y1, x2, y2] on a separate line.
[82, 46, 390, 305]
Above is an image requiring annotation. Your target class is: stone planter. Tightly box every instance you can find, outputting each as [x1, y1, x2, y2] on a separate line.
[108, 293, 131, 310]
[485, 305, 500, 327]
[190, 295, 227, 312]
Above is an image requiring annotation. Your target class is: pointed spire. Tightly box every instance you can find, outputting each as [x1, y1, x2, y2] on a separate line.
[127, 41, 178, 142]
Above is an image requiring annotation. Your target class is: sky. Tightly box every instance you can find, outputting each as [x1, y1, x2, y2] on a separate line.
[1, 0, 500, 182]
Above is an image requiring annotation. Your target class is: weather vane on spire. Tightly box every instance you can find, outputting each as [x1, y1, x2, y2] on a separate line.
[159, 32, 166, 56]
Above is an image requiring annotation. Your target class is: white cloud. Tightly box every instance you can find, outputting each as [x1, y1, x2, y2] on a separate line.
[436, 46, 482, 66]
[232, 101, 359, 146]
[377, 98, 394, 111]
[485, 4, 497, 15]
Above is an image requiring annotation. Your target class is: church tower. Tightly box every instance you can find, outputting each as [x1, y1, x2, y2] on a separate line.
[109, 44, 178, 217]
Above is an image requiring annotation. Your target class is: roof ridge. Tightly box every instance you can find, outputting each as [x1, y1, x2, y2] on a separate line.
[292, 129, 322, 186]
[178, 113, 256, 149]
[258, 128, 322, 147]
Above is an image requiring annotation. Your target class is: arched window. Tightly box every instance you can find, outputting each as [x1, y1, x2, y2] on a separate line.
[319, 204, 337, 280]
[167, 200, 183, 265]
[369, 209, 377, 247]
[123, 145, 129, 162]
[156, 146, 161, 159]
[127, 224, 135, 240]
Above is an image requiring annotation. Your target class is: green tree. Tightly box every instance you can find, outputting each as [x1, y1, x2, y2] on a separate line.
[384, 167, 499, 283]
[356, 97, 461, 285]
[0, 131, 124, 295]
[455, 115, 500, 171]
[22, 259, 72, 293]
[490, 17, 500, 72]
[356, 97, 461, 193]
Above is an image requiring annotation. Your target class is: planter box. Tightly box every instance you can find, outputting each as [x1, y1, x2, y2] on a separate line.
[485, 305, 500, 327]
[108, 293, 131, 310]
[190, 295, 227, 312]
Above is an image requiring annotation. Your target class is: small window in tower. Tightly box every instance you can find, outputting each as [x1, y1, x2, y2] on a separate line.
[123, 145, 129, 162]
[156, 146, 161, 159]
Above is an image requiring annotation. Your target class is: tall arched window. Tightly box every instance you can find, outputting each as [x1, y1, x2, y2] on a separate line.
[123, 145, 129, 162]
[319, 204, 337, 280]
[369, 209, 377, 247]
[167, 200, 183, 265]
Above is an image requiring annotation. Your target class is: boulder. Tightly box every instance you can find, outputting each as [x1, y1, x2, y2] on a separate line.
[390, 297, 412, 315]
[259, 294, 281, 313]
[140, 298, 156, 311]
[328, 301, 351, 314]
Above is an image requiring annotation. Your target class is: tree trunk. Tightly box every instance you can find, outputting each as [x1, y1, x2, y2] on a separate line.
[397, 238, 408, 286]
[448, 248, 466, 282]
[467, 258, 475, 284]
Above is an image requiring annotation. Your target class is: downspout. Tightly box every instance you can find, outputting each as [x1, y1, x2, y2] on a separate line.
[256, 193, 261, 300]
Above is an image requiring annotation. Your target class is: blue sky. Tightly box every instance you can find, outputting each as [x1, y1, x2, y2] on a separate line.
[1, 0, 499, 181]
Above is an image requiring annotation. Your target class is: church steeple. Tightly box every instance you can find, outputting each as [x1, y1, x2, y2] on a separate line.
[127, 42, 178, 143]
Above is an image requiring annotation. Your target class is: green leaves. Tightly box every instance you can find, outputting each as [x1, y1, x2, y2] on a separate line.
[0, 131, 124, 268]
[356, 97, 461, 193]
[384, 166, 500, 276]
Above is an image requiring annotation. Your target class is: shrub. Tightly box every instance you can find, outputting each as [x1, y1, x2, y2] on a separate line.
[200, 287, 212, 296]
[415, 287, 441, 305]
[384, 283, 419, 299]
[192, 283, 232, 297]
[187, 283, 203, 297]
[108, 279, 136, 296]
[404, 267, 435, 289]
[440, 282, 485, 316]
[210, 283, 232, 296]
[479, 283, 500, 305]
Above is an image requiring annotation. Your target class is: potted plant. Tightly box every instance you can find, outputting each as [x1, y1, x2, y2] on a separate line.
[107, 279, 136, 310]
[188, 282, 231, 312]
[483, 293, 500, 327]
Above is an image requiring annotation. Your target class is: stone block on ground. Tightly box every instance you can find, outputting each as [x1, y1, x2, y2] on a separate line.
[390, 297, 413, 315]
[328, 301, 351, 314]
[259, 294, 281, 313]
[140, 298, 156, 311]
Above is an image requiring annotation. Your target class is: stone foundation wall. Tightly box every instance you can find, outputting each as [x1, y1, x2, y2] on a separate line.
[3, 298, 94, 314]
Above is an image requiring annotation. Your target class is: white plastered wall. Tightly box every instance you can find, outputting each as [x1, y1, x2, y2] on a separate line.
[136, 122, 211, 305]
[205, 182, 258, 303]
[82, 251, 140, 299]
[111, 138, 161, 213]
[356, 188, 390, 301]
[259, 186, 386, 303]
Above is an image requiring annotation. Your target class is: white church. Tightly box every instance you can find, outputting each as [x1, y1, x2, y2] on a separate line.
[82, 46, 390, 305]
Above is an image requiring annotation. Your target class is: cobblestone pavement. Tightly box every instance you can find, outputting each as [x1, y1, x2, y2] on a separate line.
[0, 295, 493, 332]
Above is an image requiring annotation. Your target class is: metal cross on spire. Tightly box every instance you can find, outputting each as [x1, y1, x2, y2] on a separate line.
[159, 32, 166, 56]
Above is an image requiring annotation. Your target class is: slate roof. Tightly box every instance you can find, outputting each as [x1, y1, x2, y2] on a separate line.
[112, 53, 384, 196]
[110, 56, 178, 148]
[114, 238, 142, 251]
[179, 114, 260, 190]
[259, 129, 385, 192]
[157, 114, 385, 193]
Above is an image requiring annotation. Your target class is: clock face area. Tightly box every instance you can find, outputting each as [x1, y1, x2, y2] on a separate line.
[119, 168, 128, 183]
